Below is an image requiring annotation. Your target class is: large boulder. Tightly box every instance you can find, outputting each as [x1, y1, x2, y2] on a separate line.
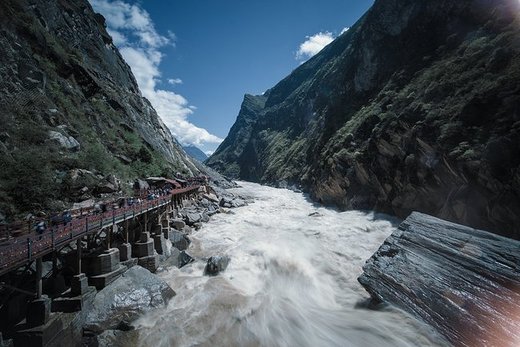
[358, 212, 520, 347]
[87, 329, 139, 347]
[178, 251, 194, 268]
[84, 266, 175, 332]
[219, 196, 247, 208]
[184, 212, 202, 225]
[203, 256, 230, 276]
[170, 219, 186, 231]
[169, 230, 191, 251]
[202, 193, 219, 203]
[48, 130, 80, 151]
[133, 179, 150, 190]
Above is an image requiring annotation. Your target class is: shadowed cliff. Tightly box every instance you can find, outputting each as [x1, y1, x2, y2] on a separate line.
[0, 0, 201, 218]
[207, 0, 520, 238]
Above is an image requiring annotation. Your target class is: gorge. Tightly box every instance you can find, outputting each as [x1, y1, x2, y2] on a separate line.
[206, 0, 520, 239]
[0, 0, 519, 346]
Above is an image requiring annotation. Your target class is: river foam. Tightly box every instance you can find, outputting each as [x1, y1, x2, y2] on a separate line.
[134, 182, 445, 346]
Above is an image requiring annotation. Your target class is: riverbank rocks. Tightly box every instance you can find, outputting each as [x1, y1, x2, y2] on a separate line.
[184, 212, 203, 225]
[358, 212, 520, 347]
[204, 256, 230, 276]
[170, 219, 186, 230]
[84, 265, 175, 333]
[219, 196, 247, 208]
[169, 230, 191, 251]
[178, 251, 194, 268]
[91, 329, 139, 347]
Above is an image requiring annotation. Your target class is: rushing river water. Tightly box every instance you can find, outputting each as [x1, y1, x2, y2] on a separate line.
[134, 182, 444, 347]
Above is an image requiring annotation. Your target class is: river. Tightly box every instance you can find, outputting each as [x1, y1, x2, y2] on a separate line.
[134, 182, 445, 347]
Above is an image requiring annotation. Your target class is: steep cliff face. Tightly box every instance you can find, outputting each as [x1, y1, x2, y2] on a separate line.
[0, 0, 199, 217]
[207, 0, 520, 238]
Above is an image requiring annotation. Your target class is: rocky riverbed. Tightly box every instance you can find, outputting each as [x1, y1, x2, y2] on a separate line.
[92, 182, 448, 347]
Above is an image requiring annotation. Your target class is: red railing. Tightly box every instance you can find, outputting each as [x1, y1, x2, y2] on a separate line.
[0, 185, 200, 276]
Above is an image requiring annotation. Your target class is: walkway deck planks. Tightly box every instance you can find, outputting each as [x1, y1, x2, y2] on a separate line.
[0, 185, 200, 276]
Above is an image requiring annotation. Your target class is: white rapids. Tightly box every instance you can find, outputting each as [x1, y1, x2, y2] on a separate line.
[134, 181, 444, 347]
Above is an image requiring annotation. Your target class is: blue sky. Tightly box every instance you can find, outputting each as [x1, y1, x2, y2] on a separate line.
[90, 0, 374, 154]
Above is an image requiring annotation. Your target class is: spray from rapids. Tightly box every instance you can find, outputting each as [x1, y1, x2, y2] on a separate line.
[135, 182, 444, 347]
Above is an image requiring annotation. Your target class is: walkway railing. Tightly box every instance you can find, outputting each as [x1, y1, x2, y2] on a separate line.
[0, 185, 200, 276]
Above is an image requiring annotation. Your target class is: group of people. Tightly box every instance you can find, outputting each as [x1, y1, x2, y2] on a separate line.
[30, 186, 174, 236]
[145, 188, 172, 201]
[34, 210, 73, 235]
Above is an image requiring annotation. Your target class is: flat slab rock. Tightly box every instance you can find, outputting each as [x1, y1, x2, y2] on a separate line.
[358, 212, 520, 347]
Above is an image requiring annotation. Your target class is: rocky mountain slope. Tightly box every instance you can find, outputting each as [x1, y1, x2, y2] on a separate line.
[183, 145, 208, 163]
[207, 0, 520, 239]
[0, 0, 201, 218]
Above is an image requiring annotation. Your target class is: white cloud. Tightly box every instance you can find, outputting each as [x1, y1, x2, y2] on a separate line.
[167, 78, 183, 85]
[89, 0, 223, 147]
[296, 32, 334, 61]
[204, 150, 214, 157]
[340, 27, 350, 35]
[107, 28, 127, 46]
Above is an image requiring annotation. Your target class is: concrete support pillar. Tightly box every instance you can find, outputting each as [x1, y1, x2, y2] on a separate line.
[144, 213, 149, 233]
[71, 273, 88, 296]
[35, 258, 43, 299]
[118, 243, 132, 261]
[52, 252, 58, 276]
[153, 233, 167, 255]
[26, 296, 51, 327]
[76, 239, 82, 274]
[125, 219, 129, 243]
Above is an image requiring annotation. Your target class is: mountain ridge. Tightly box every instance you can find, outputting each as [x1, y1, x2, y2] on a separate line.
[207, 0, 520, 239]
[183, 144, 209, 163]
[0, 0, 200, 218]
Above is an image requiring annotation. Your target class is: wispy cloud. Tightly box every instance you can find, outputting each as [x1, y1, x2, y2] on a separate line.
[296, 32, 334, 61]
[167, 78, 183, 85]
[89, 0, 223, 147]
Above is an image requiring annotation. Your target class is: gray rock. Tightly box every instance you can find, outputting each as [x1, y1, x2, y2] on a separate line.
[170, 219, 186, 230]
[93, 329, 139, 347]
[166, 247, 180, 268]
[202, 193, 219, 203]
[184, 212, 202, 225]
[133, 179, 150, 190]
[84, 266, 175, 332]
[95, 181, 119, 194]
[178, 251, 194, 268]
[204, 256, 230, 276]
[169, 230, 191, 251]
[230, 198, 247, 208]
[358, 212, 520, 347]
[48, 130, 80, 151]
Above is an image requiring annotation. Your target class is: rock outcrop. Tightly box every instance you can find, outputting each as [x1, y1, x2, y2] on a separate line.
[207, 0, 520, 239]
[358, 212, 520, 347]
[0, 0, 200, 217]
[204, 256, 230, 276]
[84, 265, 175, 332]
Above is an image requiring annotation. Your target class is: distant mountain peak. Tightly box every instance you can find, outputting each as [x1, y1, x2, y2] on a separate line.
[183, 144, 208, 162]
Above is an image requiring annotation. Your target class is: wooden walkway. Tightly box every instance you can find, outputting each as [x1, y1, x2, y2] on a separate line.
[0, 185, 200, 276]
